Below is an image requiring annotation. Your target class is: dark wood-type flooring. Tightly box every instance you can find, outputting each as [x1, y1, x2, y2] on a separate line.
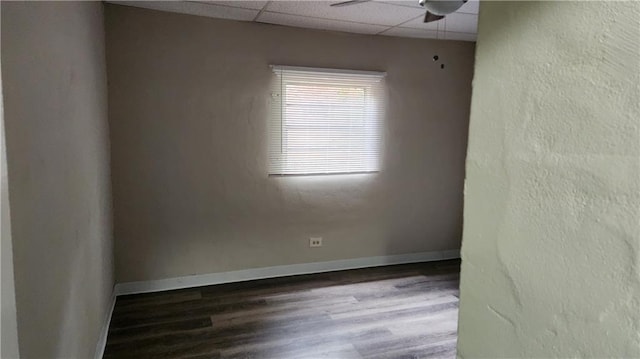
[104, 259, 460, 359]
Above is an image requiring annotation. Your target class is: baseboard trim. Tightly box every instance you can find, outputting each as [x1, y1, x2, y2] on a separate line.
[114, 249, 460, 296]
[94, 291, 116, 359]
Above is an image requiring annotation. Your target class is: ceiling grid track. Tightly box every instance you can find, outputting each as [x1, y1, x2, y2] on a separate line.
[253, 1, 271, 22]
[375, 13, 425, 35]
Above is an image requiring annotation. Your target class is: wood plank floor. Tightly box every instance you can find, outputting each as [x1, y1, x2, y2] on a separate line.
[104, 260, 460, 359]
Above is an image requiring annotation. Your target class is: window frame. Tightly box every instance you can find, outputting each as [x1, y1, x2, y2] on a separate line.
[269, 65, 386, 177]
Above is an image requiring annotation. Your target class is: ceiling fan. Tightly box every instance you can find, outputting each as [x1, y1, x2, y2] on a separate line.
[330, 0, 468, 23]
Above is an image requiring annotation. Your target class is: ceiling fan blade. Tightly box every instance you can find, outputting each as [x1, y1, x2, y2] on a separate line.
[330, 0, 371, 7]
[424, 11, 445, 23]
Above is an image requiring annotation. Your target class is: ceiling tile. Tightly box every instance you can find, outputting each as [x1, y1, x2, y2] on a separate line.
[458, 0, 479, 14]
[381, 27, 438, 39]
[373, 0, 422, 9]
[196, 1, 269, 10]
[109, 1, 259, 21]
[264, 1, 422, 26]
[400, 8, 477, 33]
[441, 12, 477, 33]
[109, 0, 479, 41]
[398, 14, 442, 30]
[444, 31, 476, 41]
[257, 11, 389, 34]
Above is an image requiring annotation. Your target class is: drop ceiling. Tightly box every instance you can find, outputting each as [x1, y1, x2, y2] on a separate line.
[108, 0, 478, 41]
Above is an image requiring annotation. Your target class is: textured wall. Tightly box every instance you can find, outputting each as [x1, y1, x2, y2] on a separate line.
[105, 4, 474, 283]
[457, 1, 640, 357]
[1, 2, 113, 358]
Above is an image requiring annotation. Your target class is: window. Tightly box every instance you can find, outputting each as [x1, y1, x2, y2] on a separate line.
[269, 66, 385, 176]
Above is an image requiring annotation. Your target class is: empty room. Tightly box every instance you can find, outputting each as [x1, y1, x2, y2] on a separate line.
[1, 1, 639, 359]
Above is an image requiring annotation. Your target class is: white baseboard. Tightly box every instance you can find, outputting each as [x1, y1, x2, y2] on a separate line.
[114, 249, 460, 296]
[94, 291, 116, 359]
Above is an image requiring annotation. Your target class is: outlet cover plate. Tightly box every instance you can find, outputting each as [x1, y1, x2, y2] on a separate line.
[309, 237, 323, 247]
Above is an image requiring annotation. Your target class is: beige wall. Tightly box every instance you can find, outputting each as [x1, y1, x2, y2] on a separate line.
[458, 1, 640, 357]
[105, 4, 474, 283]
[1, 2, 113, 358]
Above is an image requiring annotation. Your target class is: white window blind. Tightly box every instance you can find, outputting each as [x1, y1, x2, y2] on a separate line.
[269, 65, 385, 176]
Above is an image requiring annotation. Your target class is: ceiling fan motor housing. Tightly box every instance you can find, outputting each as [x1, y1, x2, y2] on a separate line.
[419, 0, 467, 15]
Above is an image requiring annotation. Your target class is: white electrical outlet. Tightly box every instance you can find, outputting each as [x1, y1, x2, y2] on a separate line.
[309, 237, 323, 247]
